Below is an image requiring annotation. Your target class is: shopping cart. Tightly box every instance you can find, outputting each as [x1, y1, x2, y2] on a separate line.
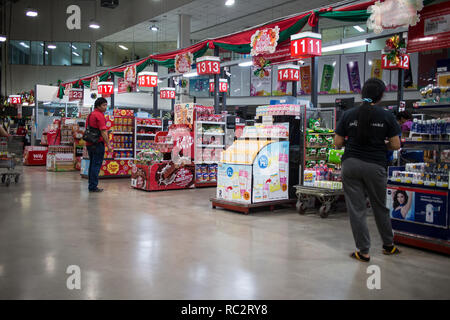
[294, 185, 344, 218]
[0, 137, 21, 187]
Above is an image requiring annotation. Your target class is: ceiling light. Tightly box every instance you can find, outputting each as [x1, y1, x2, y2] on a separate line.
[322, 40, 369, 52]
[47, 44, 57, 49]
[225, 0, 235, 6]
[89, 21, 100, 29]
[150, 25, 159, 32]
[118, 45, 128, 51]
[73, 52, 80, 56]
[71, 45, 77, 50]
[25, 9, 38, 17]
[20, 42, 30, 48]
[238, 60, 253, 67]
[45, 51, 48, 55]
[353, 25, 365, 33]
[183, 71, 198, 78]
[0, 35, 7, 42]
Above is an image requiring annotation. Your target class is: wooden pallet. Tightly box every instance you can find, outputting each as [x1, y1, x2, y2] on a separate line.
[394, 231, 450, 255]
[210, 197, 296, 214]
[195, 182, 217, 188]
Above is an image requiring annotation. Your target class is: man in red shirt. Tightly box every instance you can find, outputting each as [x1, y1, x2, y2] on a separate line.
[86, 98, 113, 192]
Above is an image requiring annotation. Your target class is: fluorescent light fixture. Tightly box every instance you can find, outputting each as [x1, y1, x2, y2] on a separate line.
[353, 25, 365, 33]
[419, 36, 435, 42]
[71, 45, 77, 50]
[44, 102, 51, 105]
[0, 35, 7, 42]
[239, 60, 253, 67]
[322, 40, 369, 53]
[45, 51, 48, 55]
[26, 9, 38, 17]
[183, 71, 198, 78]
[89, 21, 100, 29]
[20, 42, 30, 48]
[157, 80, 164, 83]
[73, 52, 80, 56]
[150, 25, 159, 31]
[47, 44, 57, 49]
[225, 0, 235, 6]
[119, 45, 128, 50]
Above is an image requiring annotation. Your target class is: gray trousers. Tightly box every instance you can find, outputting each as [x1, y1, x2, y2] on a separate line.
[342, 157, 394, 254]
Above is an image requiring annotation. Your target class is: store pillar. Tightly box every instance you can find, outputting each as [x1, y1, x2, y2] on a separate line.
[221, 68, 227, 112]
[311, 24, 319, 108]
[177, 14, 191, 49]
[397, 33, 405, 104]
[169, 77, 175, 112]
[110, 74, 115, 110]
[292, 61, 298, 98]
[153, 64, 158, 116]
[214, 47, 220, 113]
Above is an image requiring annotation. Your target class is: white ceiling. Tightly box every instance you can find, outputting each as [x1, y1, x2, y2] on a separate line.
[98, 0, 363, 43]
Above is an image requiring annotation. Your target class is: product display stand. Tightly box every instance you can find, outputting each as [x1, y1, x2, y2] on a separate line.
[135, 117, 163, 158]
[387, 104, 450, 255]
[194, 120, 226, 187]
[212, 117, 292, 214]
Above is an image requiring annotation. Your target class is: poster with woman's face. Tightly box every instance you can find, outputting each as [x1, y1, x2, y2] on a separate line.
[386, 188, 415, 221]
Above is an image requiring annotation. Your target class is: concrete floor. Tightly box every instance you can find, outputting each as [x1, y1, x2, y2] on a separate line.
[0, 166, 449, 299]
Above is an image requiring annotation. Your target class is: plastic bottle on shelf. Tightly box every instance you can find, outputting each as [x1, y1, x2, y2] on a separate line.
[411, 118, 418, 133]
[431, 119, 437, 135]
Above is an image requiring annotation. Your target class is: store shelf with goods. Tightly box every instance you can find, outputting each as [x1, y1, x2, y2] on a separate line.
[136, 125, 163, 128]
[114, 132, 134, 135]
[388, 180, 449, 192]
[137, 133, 156, 137]
[413, 104, 450, 113]
[402, 140, 450, 145]
[134, 118, 163, 159]
[196, 121, 226, 125]
[114, 148, 133, 151]
[200, 132, 225, 136]
[199, 144, 225, 148]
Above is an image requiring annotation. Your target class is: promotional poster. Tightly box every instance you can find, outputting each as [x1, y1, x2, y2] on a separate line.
[387, 186, 448, 227]
[217, 164, 252, 203]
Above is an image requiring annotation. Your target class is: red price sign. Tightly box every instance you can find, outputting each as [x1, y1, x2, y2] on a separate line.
[69, 89, 84, 101]
[138, 72, 158, 87]
[219, 79, 228, 93]
[278, 65, 300, 81]
[8, 95, 22, 105]
[160, 88, 176, 99]
[196, 56, 221, 75]
[98, 82, 114, 96]
[209, 80, 215, 93]
[290, 32, 322, 59]
[381, 54, 410, 70]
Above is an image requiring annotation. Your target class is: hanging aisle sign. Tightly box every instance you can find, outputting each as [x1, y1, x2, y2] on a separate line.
[290, 32, 322, 59]
[160, 88, 176, 99]
[381, 53, 410, 70]
[196, 56, 221, 75]
[209, 79, 215, 93]
[8, 95, 22, 105]
[69, 88, 84, 101]
[278, 64, 300, 81]
[98, 82, 114, 96]
[219, 79, 228, 93]
[138, 72, 158, 87]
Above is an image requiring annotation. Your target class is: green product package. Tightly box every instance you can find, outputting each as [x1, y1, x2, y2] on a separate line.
[328, 149, 344, 164]
[320, 64, 335, 92]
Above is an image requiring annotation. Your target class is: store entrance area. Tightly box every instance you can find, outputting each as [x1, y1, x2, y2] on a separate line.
[0, 166, 449, 299]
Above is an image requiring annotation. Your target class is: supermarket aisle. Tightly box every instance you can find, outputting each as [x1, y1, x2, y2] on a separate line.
[0, 166, 449, 299]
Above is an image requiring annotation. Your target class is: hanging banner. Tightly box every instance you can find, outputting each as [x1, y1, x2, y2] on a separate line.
[69, 88, 84, 101]
[408, 1, 450, 52]
[175, 52, 194, 74]
[64, 83, 73, 96]
[124, 64, 137, 85]
[367, 0, 423, 34]
[250, 26, 280, 56]
[90, 76, 99, 91]
[118, 78, 136, 94]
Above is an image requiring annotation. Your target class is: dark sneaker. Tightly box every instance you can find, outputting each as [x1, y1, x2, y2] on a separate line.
[89, 188, 104, 193]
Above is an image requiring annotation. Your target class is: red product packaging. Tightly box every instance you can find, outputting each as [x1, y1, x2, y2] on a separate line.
[23, 146, 48, 165]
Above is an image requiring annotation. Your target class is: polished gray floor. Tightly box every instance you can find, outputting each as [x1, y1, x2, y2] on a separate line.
[0, 166, 449, 299]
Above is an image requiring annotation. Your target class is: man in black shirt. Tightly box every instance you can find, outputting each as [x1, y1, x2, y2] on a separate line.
[335, 78, 402, 262]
